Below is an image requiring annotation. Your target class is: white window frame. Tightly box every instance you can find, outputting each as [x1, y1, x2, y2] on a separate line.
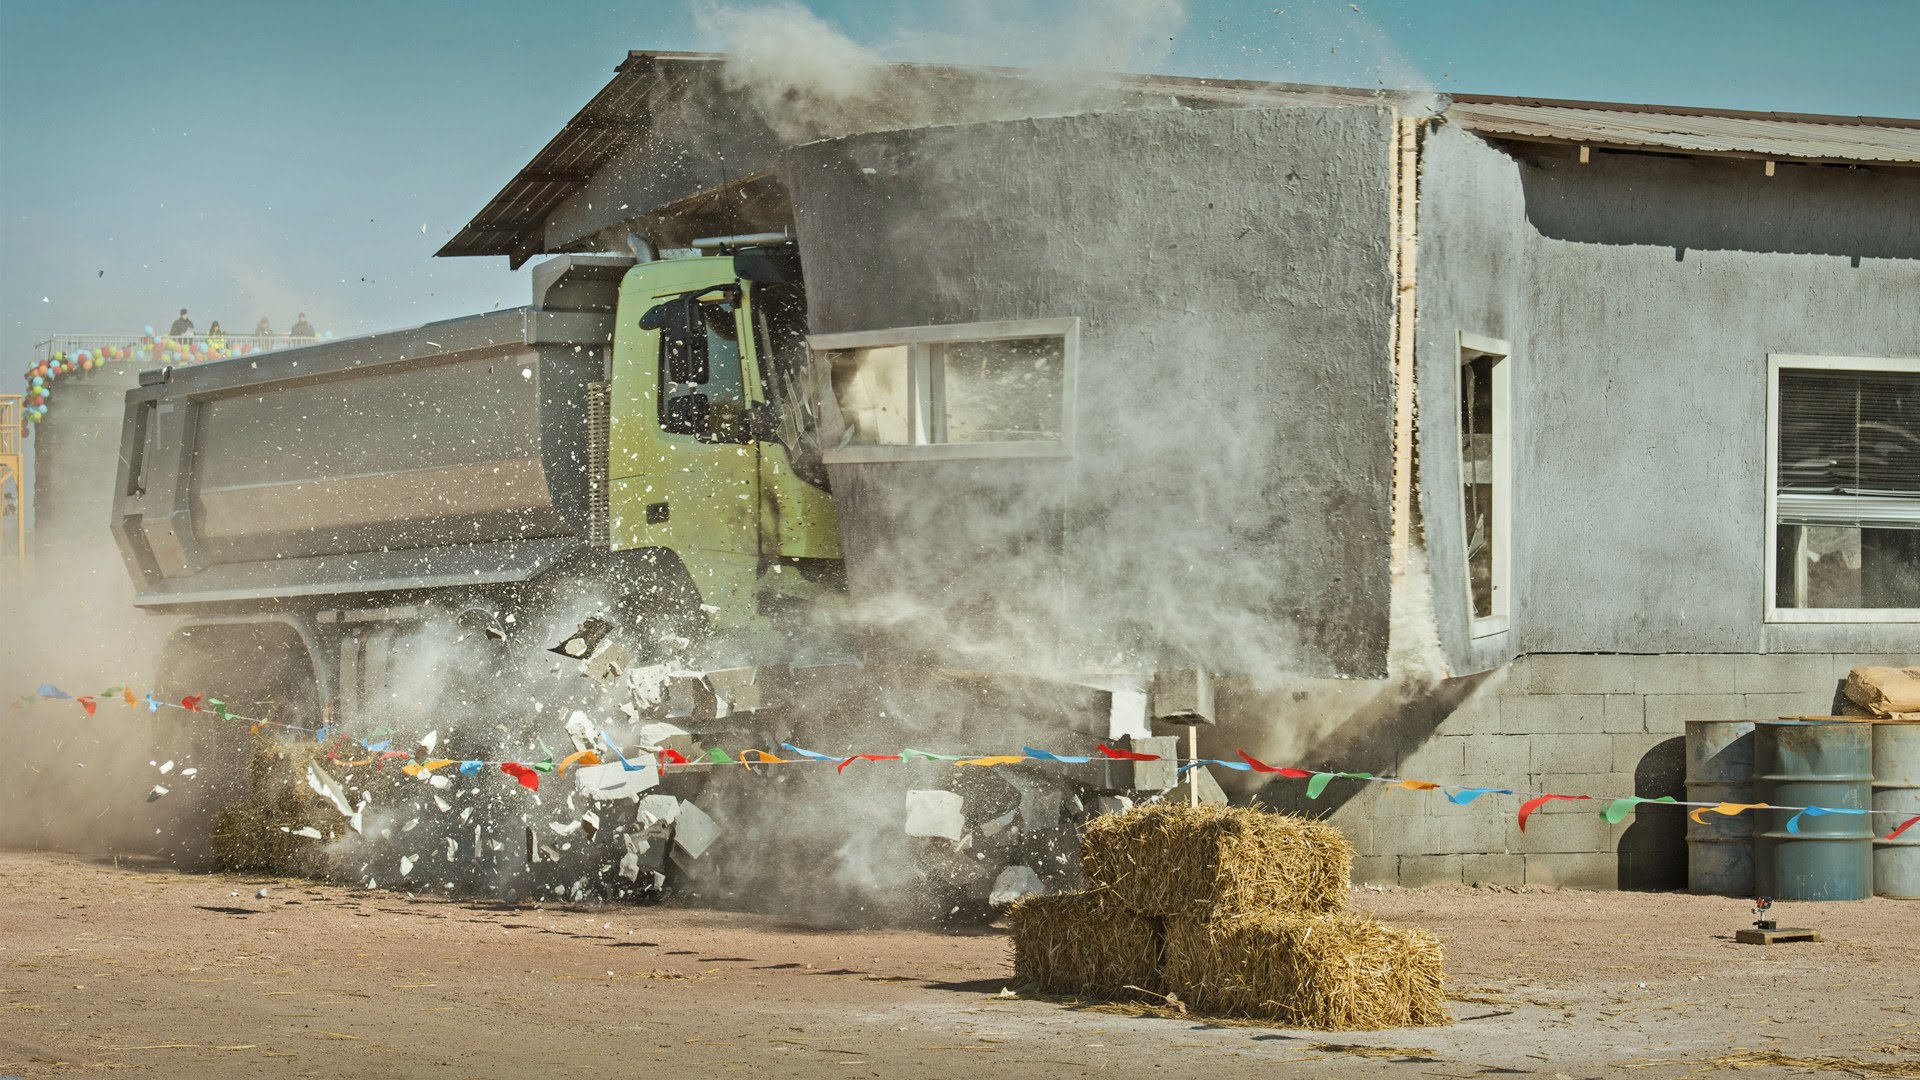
[1765, 352, 1920, 624]
[809, 317, 1077, 463]
[1459, 331, 1511, 639]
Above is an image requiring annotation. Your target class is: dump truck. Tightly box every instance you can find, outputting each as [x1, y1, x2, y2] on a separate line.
[112, 241, 842, 730]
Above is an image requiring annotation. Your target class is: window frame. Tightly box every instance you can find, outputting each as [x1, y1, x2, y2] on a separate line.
[1458, 331, 1511, 639]
[809, 317, 1078, 463]
[1764, 352, 1920, 624]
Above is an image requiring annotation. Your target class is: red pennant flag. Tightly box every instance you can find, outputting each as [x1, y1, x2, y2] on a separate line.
[181, 694, 204, 712]
[1097, 743, 1161, 761]
[1235, 748, 1312, 778]
[500, 762, 540, 791]
[1886, 815, 1920, 841]
[1518, 793, 1591, 831]
[77, 696, 97, 717]
[657, 748, 688, 767]
[837, 753, 902, 774]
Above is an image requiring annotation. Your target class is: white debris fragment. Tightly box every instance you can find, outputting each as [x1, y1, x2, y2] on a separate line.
[419, 729, 439, 753]
[445, 837, 458, 861]
[179, 767, 198, 778]
[564, 710, 596, 753]
[400, 855, 417, 877]
[904, 789, 966, 842]
[146, 785, 170, 801]
[306, 762, 365, 833]
[158, 760, 175, 774]
[573, 758, 658, 801]
[433, 794, 452, 812]
[292, 827, 324, 840]
[429, 774, 451, 790]
[403, 818, 420, 832]
[990, 866, 1047, 906]
[256, 888, 270, 899]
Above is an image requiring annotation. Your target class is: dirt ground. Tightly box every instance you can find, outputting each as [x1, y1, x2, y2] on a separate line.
[1, 850, 1914, 1079]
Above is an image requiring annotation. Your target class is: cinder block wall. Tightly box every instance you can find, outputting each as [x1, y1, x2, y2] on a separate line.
[1259, 652, 1912, 890]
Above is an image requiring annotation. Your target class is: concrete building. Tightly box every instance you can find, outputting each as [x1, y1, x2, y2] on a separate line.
[443, 51, 1920, 888]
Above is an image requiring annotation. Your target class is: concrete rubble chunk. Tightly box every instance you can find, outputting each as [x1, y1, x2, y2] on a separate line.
[989, 865, 1046, 906]
[638, 794, 681, 829]
[673, 800, 721, 861]
[1188, 763, 1230, 806]
[563, 711, 596, 752]
[904, 789, 967, 841]
[635, 721, 693, 758]
[999, 772, 1066, 830]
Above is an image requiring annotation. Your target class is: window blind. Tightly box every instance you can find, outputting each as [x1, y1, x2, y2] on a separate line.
[1777, 369, 1920, 529]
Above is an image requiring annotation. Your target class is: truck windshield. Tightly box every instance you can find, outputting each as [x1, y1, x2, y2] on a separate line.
[752, 284, 829, 489]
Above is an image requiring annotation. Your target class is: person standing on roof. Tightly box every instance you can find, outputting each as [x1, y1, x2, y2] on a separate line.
[290, 313, 315, 338]
[254, 316, 273, 337]
[169, 308, 194, 337]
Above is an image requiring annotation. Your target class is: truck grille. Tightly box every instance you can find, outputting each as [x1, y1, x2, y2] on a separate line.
[586, 381, 610, 549]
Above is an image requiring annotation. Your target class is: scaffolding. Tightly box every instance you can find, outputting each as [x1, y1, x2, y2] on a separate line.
[0, 394, 24, 581]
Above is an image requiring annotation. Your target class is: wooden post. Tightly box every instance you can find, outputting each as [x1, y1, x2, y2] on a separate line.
[1188, 725, 1200, 808]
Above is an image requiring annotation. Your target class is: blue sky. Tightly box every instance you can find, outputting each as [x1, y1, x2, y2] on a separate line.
[1, 0, 1914, 364]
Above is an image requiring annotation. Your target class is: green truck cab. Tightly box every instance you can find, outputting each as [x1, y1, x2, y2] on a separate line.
[609, 251, 841, 631]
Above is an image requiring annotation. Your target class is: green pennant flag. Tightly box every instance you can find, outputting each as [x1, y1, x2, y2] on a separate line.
[902, 748, 964, 761]
[1601, 795, 1676, 824]
[703, 746, 734, 765]
[1305, 771, 1373, 799]
[534, 756, 556, 773]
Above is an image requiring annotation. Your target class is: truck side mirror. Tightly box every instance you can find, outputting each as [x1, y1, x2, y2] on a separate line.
[638, 301, 677, 331]
[647, 297, 710, 386]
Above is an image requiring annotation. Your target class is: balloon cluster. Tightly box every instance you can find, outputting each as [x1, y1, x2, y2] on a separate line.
[20, 326, 327, 435]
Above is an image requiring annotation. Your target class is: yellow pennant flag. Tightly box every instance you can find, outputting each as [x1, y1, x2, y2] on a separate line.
[1391, 779, 1440, 791]
[956, 755, 1027, 767]
[1689, 801, 1770, 824]
[740, 749, 789, 766]
[555, 750, 602, 775]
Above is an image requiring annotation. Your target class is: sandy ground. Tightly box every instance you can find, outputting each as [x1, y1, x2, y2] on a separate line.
[1, 850, 1915, 1080]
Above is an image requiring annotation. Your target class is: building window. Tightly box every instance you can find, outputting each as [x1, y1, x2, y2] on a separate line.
[1767, 354, 1920, 622]
[651, 288, 750, 443]
[811, 318, 1076, 462]
[1459, 332, 1510, 636]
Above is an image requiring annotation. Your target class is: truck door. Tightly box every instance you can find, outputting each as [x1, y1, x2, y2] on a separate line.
[609, 279, 761, 627]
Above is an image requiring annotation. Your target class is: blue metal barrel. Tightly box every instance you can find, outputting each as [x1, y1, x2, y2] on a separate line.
[1685, 720, 1755, 896]
[1754, 720, 1874, 902]
[1873, 721, 1920, 899]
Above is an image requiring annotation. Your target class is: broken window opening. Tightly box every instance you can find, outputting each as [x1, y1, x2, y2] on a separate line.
[1770, 357, 1920, 619]
[1459, 335, 1509, 635]
[813, 319, 1074, 462]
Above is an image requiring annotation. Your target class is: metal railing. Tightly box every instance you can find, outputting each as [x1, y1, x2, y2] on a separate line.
[33, 333, 319, 363]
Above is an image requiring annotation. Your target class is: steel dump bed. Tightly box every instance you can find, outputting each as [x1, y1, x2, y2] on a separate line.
[113, 305, 613, 609]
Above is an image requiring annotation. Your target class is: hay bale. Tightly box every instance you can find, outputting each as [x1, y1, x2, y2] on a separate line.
[1081, 804, 1352, 917]
[1010, 889, 1164, 998]
[1164, 911, 1449, 1030]
[209, 737, 337, 875]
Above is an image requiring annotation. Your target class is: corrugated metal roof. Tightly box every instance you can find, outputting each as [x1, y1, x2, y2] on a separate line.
[440, 51, 1920, 264]
[1446, 100, 1920, 165]
[436, 53, 677, 265]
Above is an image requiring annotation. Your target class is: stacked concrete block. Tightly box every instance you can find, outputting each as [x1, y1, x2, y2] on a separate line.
[1312, 651, 1901, 890]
